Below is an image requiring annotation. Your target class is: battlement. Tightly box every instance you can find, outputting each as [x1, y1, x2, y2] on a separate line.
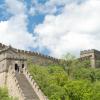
[12, 48, 60, 63]
[80, 49, 100, 68]
[0, 43, 7, 49]
[80, 49, 100, 55]
[0, 43, 61, 63]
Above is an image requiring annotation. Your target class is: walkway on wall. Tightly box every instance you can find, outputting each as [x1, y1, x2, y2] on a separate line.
[15, 73, 39, 100]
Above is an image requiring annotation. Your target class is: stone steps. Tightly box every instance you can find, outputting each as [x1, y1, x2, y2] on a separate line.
[15, 73, 39, 100]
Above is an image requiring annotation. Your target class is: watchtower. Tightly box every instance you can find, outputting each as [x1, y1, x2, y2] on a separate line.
[80, 49, 100, 68]
[0, 46, 27, 86]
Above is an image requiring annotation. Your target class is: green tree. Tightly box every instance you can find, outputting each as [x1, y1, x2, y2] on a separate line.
[64, 80, 94, 100]
[28, 61, 100, 100]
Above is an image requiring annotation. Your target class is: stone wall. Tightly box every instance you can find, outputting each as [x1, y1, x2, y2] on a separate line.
[21, 51, 60, 66]
[0, 43, 62, 66]
[80, 49, 100, 68]
[0, 43, 7, 50]
[0, 72, 6, 87]
[23, 68, 48, 100]
[0, 60, 7, 73]
[7, 68, 25, 100]
[13, 48, 61, 66]
[0, 43, 61, 100]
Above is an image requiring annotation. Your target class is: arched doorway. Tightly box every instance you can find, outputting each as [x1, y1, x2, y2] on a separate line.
[22, 64, 24, 69]
[15, 64, 19, 72]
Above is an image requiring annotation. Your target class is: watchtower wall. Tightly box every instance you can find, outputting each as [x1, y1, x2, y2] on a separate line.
[13, 48, 61, 66]
[80, 49, 100, 68]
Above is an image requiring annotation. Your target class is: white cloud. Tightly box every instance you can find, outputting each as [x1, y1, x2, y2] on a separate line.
[30, 0, 68, 15]
[0, 0, 100, 58]
[0, 0, 35, 50]
[34, 0, 100, 58]
[30, 0, 86, 15]
[5, 0, 25, 15]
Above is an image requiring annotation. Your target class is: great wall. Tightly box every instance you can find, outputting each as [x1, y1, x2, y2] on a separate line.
[0, 43, 62, 100]
[0, 43, 99, 100]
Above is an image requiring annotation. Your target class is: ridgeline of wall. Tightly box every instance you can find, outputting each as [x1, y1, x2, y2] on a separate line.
[0, 43, 63, 66]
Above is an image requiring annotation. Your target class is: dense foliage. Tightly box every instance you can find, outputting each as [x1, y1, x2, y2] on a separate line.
[28, 55, 100, 100]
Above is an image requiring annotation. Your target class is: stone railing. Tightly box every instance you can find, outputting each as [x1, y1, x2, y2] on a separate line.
[9, 69, 26, 100]
[23, 68, 48, 100]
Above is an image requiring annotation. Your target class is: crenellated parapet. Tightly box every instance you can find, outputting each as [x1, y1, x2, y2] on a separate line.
[80, 49, 96, 55]
[0, 43, 66, 65]
[80, 49, 100, 68]
[80, 49, 100, 55]
[8, 68, 26, 100]
[24, 68, 48, 100]
[14, 48, 61, 64]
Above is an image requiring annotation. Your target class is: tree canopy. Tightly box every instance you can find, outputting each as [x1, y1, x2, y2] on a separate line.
[28, 59, 100, 100]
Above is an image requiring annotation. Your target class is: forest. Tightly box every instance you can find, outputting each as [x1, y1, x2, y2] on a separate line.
[28, 54, 100, 100]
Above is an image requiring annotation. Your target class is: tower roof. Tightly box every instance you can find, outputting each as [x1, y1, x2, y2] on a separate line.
[0, 46, 17, 54]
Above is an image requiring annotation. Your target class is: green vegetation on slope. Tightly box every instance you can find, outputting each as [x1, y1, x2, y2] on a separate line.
[28, 54, 100, 100]
[0, 87, 14, 100]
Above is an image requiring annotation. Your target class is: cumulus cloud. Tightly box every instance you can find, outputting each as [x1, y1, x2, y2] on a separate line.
[29, 0, 68, 15]
[0, 0, 100, 58]
[29, 0, 86, 15]
[34, 0, 100, 58]
[0, 0, 35, 49]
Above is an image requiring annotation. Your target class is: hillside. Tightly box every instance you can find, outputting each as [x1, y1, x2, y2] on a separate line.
[28, 60, 100, 100]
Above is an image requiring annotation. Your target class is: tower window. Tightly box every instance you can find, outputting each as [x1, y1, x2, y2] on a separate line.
[22, 64, 24, 68]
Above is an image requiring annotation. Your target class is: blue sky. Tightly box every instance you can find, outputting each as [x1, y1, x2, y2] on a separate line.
[0, 0, 100, 58]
